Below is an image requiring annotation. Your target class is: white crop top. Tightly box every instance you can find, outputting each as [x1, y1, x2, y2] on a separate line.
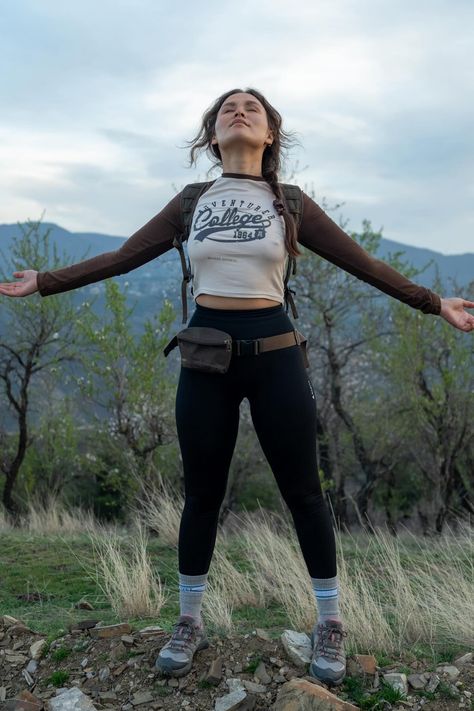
[187, 175, 289, 303]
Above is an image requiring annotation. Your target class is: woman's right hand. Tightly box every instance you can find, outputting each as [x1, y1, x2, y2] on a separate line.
[0, 270, 39, 297]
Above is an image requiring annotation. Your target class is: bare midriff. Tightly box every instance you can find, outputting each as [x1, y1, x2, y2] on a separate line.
[195, 294, 281, 309]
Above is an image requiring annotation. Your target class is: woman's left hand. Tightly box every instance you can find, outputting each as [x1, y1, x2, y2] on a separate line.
[440, 297, 474, 332]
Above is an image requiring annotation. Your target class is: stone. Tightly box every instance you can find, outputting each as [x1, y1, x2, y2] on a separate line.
[6, 654, 29, 664]
[454, 653, 472, 666]
[0, 687, 7, 702]
[29, 640, 47, 660]
[110, 641, 127, 660]
[8, 624, 32, 635]
[2, 615, 20, 627]
[436, 665, 460, 680]
[425, 673, 440, 693]
[214, 689, 247, 711]
[70, 619, 101, 631]
[254, 660, 272, 684]
[99, 691, 118, 703]
[74, 600, 94, 610]
[207, 656, 224, 684]
[281, 630, 312, 667]
[2, 702, 42, 710]
[383, 673, 408, 695]
[22, 669, 35, 685]
[273, 678, 359, 710]
[226, 678, 246, 693]
[137, 626, 165, 637]
[48, 687, 98, 710]
[408, 673, 429, 690]
[98, 666, 110, 682]
[89, 623, 132, 639]
[354, 654, 377, 675]
[168, 678, 179, 688]
[242, 681, 266, 693]
[255, 628, 271, 641]
[121, 635, 135, 645]
[130, 691, 154, 706]
[26, 659, 38, 673]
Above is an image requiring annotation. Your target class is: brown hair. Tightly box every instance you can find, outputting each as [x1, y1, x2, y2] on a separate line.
[186, 88, 301, 258]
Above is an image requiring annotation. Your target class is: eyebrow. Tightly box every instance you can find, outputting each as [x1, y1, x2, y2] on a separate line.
[221, 100, 261, 109]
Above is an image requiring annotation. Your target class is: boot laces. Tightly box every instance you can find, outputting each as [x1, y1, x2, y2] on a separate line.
[315, 624, 347, 661]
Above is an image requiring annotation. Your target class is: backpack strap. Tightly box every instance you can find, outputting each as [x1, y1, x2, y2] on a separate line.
[173, 180, 303, 323]
[174, 181, 215, 323]
[280, 184, 303, 320]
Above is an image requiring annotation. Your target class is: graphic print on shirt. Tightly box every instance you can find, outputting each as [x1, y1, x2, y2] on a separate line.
[192, 197, 278, 243]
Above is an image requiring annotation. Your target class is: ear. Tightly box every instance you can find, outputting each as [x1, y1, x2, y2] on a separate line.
[265, 129, 274, 146]
[211, 134, 218, 146]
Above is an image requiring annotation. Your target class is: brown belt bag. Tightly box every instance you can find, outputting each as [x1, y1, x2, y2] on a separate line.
[163, 327, 309, 374]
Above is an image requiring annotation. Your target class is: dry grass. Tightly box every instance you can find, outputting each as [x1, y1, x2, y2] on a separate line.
[202, 536, 260, 632]
[135, 480, 183, 547]
[84, 520, 168, 619]
[20, 494, 103, 536]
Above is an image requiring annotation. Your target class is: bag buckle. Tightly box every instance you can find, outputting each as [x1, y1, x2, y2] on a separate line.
[235, 339, 260, 356]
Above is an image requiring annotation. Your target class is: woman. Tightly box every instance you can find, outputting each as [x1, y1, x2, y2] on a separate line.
[1, 88, 473, 686]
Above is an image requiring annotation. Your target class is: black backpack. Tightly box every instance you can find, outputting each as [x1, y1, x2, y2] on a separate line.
[173, 181, 303, 323]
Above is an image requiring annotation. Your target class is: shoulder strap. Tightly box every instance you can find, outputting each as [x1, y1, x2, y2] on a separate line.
[280, 183, 303, 320]
[174, 181, 214, 323]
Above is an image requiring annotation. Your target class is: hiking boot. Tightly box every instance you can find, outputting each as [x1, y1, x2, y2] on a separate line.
[309, 619, 347, 686]
[154, 614, 209, 677]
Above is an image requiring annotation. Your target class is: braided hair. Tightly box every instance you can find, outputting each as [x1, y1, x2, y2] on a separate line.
[186, 88, 301, 258]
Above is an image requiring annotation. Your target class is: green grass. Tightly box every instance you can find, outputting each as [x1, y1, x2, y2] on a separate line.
[243, 654, 263, 674]
[51, 646, 72, 662]
[343, 677, 405, 710]
[46, 670, 70, 687]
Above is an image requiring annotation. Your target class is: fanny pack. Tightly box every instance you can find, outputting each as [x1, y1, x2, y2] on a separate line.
[163, 327, 309, 374]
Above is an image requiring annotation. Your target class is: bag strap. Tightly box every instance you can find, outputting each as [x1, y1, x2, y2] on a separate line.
[280, 183, 303, 320]
[174, 180, 303, 323]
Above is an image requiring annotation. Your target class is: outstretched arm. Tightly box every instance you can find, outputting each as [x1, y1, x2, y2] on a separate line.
[0, 192, 184, 298]
[298, 193, 473, 332]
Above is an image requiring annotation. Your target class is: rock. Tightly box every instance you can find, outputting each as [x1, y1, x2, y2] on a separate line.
[2, 615, 20, 627]
[98, 691, 117, 702]
[383, 673, 408, 695]
[29, 640, 47, 660]
[436, 665, 460, 680]
[274, 674, 287, 683]
[280, 630, 312, 667]
[74, 600, 94, 610]
[0, 687, 7, 702]
[207, 656, 224, 684]
[89, 623, 132, 639]
[214, 688, 247, 711]
[137, 626, 165, 637]
[70, 619, 101, 631]
[98, 666, 110, 682]
[242, 681, 266, 693]
[454, 653, 472, 666]
[130, 691, 154, 706]
[226, 678, 246, 693]
[2, 701, 42, 710]
[407, 673, 429, 690]
[254, 660, 272, 684]
[273, 678, 358, 710]
[26, 659, 38, 673]
[255, 628, 271, 641]
[48, 687, 98, 710]
[22, 669, 35, 685]
[168, 678, 179, 688]
[425, 672, 440, 693]
[121, 634, 135, 645]
[354, 654, 377, 675]
[110, 641, 127, 660]
[6, 654, 29, 664]
[9, 624, 32, 635]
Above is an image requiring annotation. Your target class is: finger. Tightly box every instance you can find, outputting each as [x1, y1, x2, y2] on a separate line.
[462, 300, 474, 308]
[13, 271, 24, 278]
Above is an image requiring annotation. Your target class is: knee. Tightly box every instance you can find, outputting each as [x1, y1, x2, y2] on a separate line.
[183, 490, 225, 516]
[283, 489, 328, 516]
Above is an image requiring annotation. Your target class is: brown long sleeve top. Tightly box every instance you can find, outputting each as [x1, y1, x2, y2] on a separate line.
[36, 175, 441, 315]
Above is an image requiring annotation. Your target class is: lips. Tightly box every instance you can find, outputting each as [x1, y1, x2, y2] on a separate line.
[230, 120, 249, 127]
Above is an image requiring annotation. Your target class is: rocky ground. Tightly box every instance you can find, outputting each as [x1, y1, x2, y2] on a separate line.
[0, 614, 472, 710]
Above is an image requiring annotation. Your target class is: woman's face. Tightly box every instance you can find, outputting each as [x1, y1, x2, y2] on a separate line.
[211, 92, 274, 154]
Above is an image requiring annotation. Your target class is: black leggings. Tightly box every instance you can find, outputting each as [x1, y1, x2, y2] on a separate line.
[175, 303, 336, 579]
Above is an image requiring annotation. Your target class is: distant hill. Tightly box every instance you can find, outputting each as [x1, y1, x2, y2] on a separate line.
[0, 221, 472, 332]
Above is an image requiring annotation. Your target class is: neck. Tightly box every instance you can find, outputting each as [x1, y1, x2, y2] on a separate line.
[220, 148, 264, 177]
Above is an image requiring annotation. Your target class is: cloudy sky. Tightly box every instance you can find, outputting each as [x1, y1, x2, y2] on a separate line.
[1, 0, 473, 254]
